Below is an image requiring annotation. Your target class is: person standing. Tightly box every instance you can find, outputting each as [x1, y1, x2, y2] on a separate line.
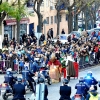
[3, 37, 9, 47]
[47, 29, 51, 40]
[50, 28, 53, 39]
[61, 29, 65, 34]
[59, 79, 71, 100]
[39, 34, 45, 45]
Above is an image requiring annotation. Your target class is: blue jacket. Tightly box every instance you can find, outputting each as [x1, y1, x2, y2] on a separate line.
[29, 61, 35, 72]
[84, 76, 98, 86]
[75, 82, 89, 96]
[32, 61, 39, 72]
[19, 61, 24, 67]
[36, 48, 42, 54]
[13, 83, 25, 100]
[2, 54, 6, 59]
[26, 53, 31, 61]
[22, 69, 35, 82]
[98, 36, 100, 41]
[4, 72, 16, 85]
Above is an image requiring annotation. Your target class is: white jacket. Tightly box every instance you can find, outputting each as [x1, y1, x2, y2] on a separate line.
[66, 55, 74, 66]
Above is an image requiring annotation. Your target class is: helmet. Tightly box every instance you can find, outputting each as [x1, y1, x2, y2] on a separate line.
[7, 68, 12, 72]
[79, 77, 84, 82]
[63, 79, 69, 84]
[87, 71, 92, 76]
[38, 77, 45, 83]
[17, 78, 22, 82]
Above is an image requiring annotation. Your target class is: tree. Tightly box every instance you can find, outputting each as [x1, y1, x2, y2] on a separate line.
[55, 0, 70, 35]
[33, 0, 43, 33]
[0, 0, 18, 24]
[84, 0, 100, 29]
[55, 0, 81, 34]
[10, 0, 28, 43]
[0, 0, 29, 43]
[55, 0, 99, 34]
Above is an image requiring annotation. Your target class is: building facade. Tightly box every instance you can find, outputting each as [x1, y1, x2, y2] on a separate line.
[0, 0, 72, 43]
[33, 0, 69, 37]
[0, 0, 35, 42]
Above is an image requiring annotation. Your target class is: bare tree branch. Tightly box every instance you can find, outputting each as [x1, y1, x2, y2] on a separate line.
[33, 0, 38, 14]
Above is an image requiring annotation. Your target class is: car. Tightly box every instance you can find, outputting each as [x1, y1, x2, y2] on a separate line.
[90, 28, 100, 31]
[89, 28, 100, 36]
[86, 30, 94, 36]
[52, 34, 69, 44]
[70, 31, 81, 38]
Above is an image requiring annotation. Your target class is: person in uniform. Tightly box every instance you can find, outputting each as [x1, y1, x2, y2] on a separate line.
[12, 78, 26, 100]
[59, 79, 71, 100]
[22, 66, 35, 93]
[75, 77, 89, 98]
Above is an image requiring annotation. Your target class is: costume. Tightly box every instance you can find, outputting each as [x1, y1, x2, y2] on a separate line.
[48, 56, 61, 82]
[66, 55, 76, 78]
[60, 57, 67, 78]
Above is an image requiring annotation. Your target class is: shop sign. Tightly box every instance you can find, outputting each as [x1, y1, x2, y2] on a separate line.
[4, 18, 30, 25]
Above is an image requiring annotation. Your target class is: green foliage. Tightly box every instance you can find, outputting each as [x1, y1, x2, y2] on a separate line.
[0, 1, 34, 21]
[0, 2, 10, 13]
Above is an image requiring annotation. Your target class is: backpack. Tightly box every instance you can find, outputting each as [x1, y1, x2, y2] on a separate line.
[89, 93, 99, 100]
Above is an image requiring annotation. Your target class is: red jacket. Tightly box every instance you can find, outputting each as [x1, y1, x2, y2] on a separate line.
[48, 60, 61, 67]
[94, 46, 99, 53]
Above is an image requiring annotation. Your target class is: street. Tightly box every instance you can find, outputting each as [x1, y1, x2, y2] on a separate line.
[0, 65, 100, 100]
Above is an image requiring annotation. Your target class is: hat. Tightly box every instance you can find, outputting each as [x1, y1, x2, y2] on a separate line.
[7, 68, 12, 72]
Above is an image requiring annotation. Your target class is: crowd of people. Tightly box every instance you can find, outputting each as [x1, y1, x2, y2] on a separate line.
[1, 29, 100, 100]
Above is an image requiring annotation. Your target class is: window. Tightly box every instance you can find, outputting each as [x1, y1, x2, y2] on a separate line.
[60, 15, 61, 22]
[66, 14, 68, 21]
[41, 0, 44, 6]
[27, 0, 34, 7]
[51, 16, 53, 24]
[46, 17, 49, 24]
[54, 16, 57, 23]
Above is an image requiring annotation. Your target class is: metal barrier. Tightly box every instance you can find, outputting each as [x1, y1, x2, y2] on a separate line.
[0, 60, 10, 73]
[79, 54, 95, 68]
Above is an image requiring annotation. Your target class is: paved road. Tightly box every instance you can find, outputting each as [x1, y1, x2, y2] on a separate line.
[0, 65, 100, 100]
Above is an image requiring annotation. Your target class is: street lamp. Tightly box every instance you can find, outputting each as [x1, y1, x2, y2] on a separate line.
[43, 19, 47, 40]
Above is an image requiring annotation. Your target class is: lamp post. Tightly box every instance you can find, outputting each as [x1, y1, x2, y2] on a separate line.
[43, 19, 47, 41]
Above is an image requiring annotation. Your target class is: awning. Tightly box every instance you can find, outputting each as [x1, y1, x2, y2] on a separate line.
[4, 18, 30, 25]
